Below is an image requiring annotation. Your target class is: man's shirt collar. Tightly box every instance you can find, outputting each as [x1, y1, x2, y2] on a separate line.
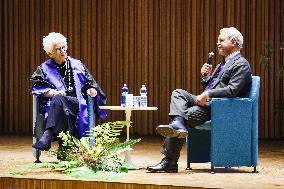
[224, 51, 240, 64]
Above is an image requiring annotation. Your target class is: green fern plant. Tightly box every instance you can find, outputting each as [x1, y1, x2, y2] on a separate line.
[260, 9, 284, 113]
[53, 121, 140, 173]
[260, 41, 274, 69]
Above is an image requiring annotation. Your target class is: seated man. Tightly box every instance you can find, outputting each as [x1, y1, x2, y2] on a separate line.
[147, 27, 252, 173]
[31, 32, 107, 151]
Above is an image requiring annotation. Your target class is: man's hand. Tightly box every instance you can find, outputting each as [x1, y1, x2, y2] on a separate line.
[201, 63, 213, 77]
[87, 88, 97, 97]
[196, 91, 209, 106]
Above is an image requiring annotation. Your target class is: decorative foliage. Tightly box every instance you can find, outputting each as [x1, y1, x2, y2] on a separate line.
[260, 9, 284, 113]
[260, 41, 274, 69]
[260, 40, 284, 113]
[11, 121, 140, 178]
[10, 162, 127, 179]
[47, 121, 140, 175]
[260, 41, 284, 76]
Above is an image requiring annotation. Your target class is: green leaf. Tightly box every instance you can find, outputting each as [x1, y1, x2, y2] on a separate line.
[43, 121, 140, 173]
[99, 139, 141, 163]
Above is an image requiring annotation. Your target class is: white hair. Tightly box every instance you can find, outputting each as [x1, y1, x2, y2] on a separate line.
[220, 27, 243, 48]
[42, 32, 67, 54]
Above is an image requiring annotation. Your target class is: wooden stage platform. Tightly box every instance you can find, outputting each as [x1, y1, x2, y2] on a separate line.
[0, 135, 284, 189]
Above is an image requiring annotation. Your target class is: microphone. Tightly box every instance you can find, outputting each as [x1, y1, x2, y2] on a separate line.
[207, 52, 214, 65]
[203, 52, 214, 77]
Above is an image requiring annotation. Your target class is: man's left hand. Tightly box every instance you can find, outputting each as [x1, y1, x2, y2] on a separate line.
[87, 88, 97, 97]
[196, 92, 209, 106]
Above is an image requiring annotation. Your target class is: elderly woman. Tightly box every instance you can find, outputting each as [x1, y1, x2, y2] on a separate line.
[31, 32, 107, 151]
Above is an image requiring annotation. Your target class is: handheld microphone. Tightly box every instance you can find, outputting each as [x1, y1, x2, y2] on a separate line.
[207, 52, 214, 65]
[203, 52, 214, 77]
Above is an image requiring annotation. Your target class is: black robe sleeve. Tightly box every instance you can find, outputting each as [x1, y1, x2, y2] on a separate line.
[81, 65, 107, 105]
[30, 65, 55, 94]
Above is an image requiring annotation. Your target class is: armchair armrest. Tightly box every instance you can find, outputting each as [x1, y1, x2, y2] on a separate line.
[211, 97, 252, 116]
[32, 95, 44, 162]
[87, 96, 96, 145]
[210, 97, 253, 166]
[87, 95, 95, 131]
[211, 97, 250, 102]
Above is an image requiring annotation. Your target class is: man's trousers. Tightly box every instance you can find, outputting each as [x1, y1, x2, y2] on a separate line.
[161, 89, 211, 161]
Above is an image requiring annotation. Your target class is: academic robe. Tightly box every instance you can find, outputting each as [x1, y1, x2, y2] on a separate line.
[30, 56, 107, 138]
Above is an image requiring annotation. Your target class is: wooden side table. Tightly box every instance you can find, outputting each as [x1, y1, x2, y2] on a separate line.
[99, 106, 158, 169]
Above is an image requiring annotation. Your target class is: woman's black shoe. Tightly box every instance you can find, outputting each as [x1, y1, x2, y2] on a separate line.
[32, 141, 51, 151]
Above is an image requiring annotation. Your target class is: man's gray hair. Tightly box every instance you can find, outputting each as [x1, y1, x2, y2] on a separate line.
[220, 27, 243, 48]
[42, 32, 67, 54]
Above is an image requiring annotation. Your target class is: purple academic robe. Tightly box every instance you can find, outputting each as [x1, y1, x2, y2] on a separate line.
[30, 56, 107, 138]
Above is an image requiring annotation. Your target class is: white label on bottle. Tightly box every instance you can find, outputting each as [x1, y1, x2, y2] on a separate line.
[140, 96, 147, 107]
[126, 94, 133, 107]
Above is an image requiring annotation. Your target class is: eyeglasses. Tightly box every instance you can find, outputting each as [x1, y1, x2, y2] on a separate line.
[55, 45, 67, 52]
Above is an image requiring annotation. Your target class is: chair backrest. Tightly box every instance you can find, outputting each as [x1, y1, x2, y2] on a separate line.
[248, 76, 260, 100]
[249, 76, 260, 166]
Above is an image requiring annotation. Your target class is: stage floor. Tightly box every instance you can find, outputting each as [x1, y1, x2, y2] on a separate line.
[0, 135, 284, 189]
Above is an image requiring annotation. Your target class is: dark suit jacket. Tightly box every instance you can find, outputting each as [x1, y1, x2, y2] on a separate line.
[201, 53, 252, 98]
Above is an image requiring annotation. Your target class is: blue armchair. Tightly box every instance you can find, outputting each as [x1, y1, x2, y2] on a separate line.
[186, 76, 260, 173]
[32, 95, 95, 163]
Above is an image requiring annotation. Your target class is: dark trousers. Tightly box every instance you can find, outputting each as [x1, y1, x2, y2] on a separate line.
[161, 89, 211, 161]
[45, 95, 79, 138]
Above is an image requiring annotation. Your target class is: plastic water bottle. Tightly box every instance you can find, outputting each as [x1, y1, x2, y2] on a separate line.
[121, 84, 129, 107]
[140, 84, 147, 107]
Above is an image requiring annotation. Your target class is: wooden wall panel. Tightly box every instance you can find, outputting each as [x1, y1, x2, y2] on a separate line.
[0, 0, 2, 132]
[0, 0, 284, 139]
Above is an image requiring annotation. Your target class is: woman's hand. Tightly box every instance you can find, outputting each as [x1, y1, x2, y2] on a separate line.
[87, 88, 97, 97]
[54, 90, 66, 96]
[43, 89, 66, 97]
